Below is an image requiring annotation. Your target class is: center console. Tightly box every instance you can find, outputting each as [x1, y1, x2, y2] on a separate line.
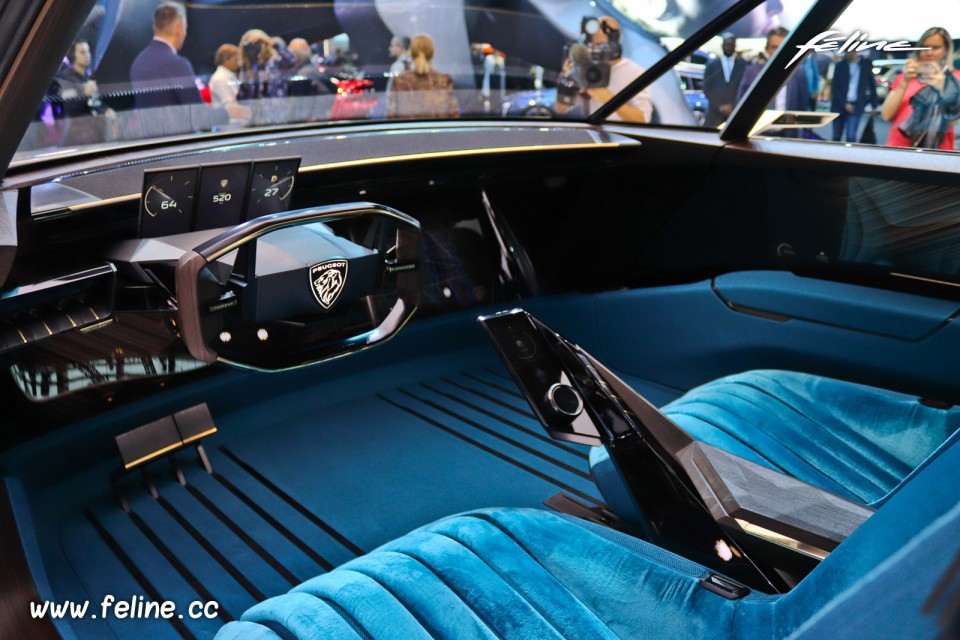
[479, 309, 875, 593]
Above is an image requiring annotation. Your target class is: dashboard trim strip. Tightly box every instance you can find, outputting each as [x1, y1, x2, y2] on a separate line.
[297, 142, 623, 173]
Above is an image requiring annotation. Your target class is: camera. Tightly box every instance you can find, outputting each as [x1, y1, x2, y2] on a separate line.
[917, 62, 939, 84]
[560, 42, 613, 94]
[557, 74, 580, 106]
[242, 40, 262, 67]
[558, 16, 622, 102]
[580, 17, 622, 61]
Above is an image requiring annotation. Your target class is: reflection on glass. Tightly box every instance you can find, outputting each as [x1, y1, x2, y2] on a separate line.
[16, 0, 822, 162]
[753, 1, 960, 152]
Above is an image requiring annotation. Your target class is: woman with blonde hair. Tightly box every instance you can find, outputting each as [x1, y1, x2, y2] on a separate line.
[237, 28, 296, 99]
[387, 34, 459, 118]
[881, 26, 960, 149]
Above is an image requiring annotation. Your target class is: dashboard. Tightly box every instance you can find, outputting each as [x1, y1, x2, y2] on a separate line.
[3, 121, 960, 444]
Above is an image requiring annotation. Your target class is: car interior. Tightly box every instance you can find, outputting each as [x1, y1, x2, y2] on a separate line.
[0, 1, 959, 639]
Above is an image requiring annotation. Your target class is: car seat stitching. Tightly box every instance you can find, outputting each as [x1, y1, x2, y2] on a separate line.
[726, 381, 908, 487]
[663, 407, 792, 473]
[253, 619, 299, 640]
[336, 567, 441, 639]
[460, 512, 639, 633]
[691, 387, 895, 496]
[430, 529, 576, 639]
[385, 549, 507, 640]
[312, 595, 373, 640]
[668, 398, 854, 496]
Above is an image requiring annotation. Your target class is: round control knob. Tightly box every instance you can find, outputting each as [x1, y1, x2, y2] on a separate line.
[547, 383, 583, 417]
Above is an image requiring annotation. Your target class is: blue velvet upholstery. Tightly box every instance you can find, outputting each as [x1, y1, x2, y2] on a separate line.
[216, 433, 960, 639]
[591, 370, 959, 513]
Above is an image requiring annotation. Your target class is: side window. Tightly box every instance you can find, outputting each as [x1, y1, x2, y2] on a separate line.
[651, 1, 815, 129]
[752, 2, 960, 152]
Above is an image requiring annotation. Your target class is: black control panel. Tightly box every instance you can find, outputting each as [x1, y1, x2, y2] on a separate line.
[478, 309, 605, 446]
[478, 308, 803, 594]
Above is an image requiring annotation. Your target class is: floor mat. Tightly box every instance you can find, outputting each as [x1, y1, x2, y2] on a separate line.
[46, 363, 601, 640]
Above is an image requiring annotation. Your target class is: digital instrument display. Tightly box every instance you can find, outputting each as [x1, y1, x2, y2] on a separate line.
[196, 163, 250, 230]
[139, 168, 198, 237]
[247, 158, 300, 220]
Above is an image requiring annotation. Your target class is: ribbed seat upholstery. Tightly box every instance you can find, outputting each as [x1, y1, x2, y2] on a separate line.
[592, 370, 959, 507]
[215, 434, 960, 639]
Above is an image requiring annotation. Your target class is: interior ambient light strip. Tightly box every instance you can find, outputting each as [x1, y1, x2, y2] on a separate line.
[68, 193, 139, 211]
[181, 427, 217, 445]
[734, 518, 830, 561]
[122, 442, 183, 470]
[891, 273, 960, 288]
[299, 142, 622, 173]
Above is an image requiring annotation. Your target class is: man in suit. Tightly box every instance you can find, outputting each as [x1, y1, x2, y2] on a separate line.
[129, 3, 244, 135]
[736, 27, 810, 137]
[829, 51, 877, 142]
[703, 33, 746, 128]
[129, 3, 199, 110]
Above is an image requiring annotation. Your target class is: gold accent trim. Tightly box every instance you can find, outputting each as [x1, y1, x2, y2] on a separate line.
[58, 146, 615, 214]
[90, 307, 101, 321]
[123, 442, 184, 470]
[298, 143, 621, 174]
[67, 193, 140, 212]
[65, 313, 77, 328]
[17, 330, 28, 344]
[890, 272, 960, 288]
[42, 322, 53, 336]
[79, 318, 113, 333]
[734, 518, 830, 560]
[181, 427, 218, 445]
[0, 0, 56, 101]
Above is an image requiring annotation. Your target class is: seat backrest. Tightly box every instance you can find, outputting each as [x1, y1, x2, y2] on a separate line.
[774, 435, 960, 638]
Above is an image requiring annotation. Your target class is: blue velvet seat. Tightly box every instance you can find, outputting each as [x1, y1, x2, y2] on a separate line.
[215, 434, 960, 639]
[592, 370, 959, 509]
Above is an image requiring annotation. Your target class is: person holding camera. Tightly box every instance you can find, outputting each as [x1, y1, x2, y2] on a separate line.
[882, 27, 960, 150]
[238, 29, 298, 100]
[556, 16, 653, 123]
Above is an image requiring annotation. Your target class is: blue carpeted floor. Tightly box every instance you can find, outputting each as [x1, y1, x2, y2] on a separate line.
[34, 360, 625, 640]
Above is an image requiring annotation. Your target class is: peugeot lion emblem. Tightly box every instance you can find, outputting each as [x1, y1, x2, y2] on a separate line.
[309, 260, 348, 309]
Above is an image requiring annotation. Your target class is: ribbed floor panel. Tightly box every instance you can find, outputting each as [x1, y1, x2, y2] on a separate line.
[45, 364, 601, 640]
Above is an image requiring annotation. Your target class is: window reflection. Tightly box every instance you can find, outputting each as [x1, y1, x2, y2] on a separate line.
[753, 2, 960, 152]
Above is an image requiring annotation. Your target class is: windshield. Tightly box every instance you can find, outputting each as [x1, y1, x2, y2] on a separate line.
[13, 0, 800, 163]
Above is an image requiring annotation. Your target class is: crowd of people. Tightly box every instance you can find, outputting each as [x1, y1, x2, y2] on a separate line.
[37, 2, 960, 153]
[42, 2, 463, 145]
[703, 26, 960, 149]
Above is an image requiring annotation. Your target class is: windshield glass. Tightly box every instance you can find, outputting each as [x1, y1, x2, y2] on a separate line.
[13, 0, 801, 163]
